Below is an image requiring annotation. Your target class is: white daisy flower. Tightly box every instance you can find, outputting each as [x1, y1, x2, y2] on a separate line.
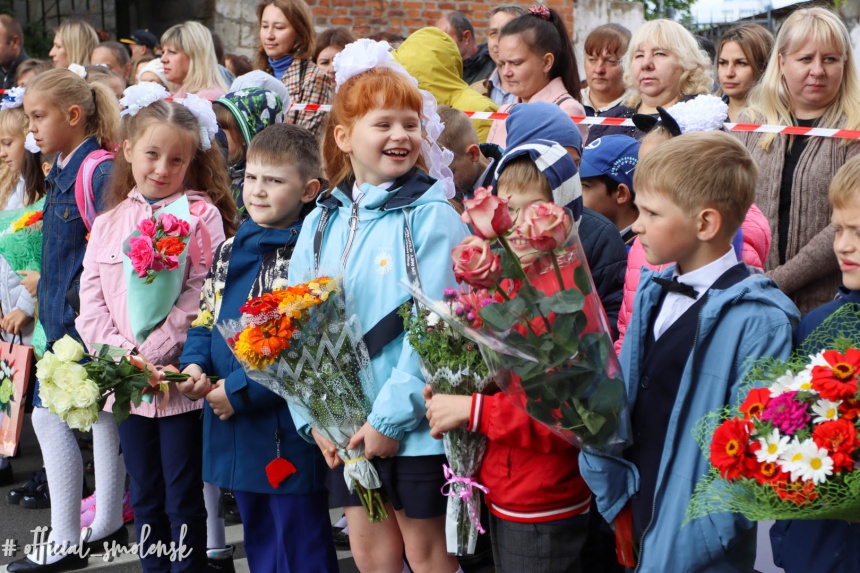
[788, 368, 817, 394]
[770, 370, 797, 397]
[811, 399, 842, 424]
[426, 312, 441, 327]
[777, 437, 804, 478]
[755, 429, 791, 463]
[787, 439, 834, 485]
[374, 251, 393, 275]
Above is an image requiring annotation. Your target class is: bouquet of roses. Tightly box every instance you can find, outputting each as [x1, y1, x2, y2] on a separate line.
[448, 188, 627, 451]
[399, 288, 492, 555]
[217, 277, 388, 523]
[35, 335, 189, 431]
[126, 212, 191, 284]
[687, 304, 860, 522]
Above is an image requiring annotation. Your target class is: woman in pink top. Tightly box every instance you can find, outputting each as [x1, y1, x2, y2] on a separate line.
[76, 96, 236, 572]
[160, 21, 228, 100]
[487, 5, 587, 147]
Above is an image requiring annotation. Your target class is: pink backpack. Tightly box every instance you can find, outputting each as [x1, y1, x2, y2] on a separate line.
[74, 150, 114, 231]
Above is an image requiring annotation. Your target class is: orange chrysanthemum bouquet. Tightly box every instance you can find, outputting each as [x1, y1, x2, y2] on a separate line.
[687, 304, 860, 523]
[218, 277, 388, 522]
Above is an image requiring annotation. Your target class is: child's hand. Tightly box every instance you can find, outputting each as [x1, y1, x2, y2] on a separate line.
[206, 380, 235, 421]
[18, 271, 39, 298]
[311, 429, 343, 469]
[347, 422, 399, 459]
[424, 384, 472, 439]
[177, 364, 212, 400]
[0, 309, 31, 336]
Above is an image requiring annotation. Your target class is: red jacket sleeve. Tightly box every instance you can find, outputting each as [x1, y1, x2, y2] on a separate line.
[469, 392, 574, 454]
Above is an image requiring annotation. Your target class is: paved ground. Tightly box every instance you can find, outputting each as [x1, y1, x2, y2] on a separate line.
[0, 415, 495, 573]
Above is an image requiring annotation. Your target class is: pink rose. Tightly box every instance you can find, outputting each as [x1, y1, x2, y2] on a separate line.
[452, 235, 502, 289]
[520, 202, 572, 253]
[127, 236, 154, 277]
[137, 218, 157, 237]
[150, 253, 165, 273]
[460, 187, 513, 241]
[164, 254, 180, 271]
[159, 213, 191, 237]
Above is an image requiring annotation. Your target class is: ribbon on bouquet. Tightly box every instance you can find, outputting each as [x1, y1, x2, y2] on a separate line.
[441, 464, 490, 534]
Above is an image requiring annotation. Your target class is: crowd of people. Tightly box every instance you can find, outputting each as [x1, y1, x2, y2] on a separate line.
[0, 2, 857, 573]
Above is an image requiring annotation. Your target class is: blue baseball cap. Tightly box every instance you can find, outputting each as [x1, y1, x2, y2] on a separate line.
[579, 135, 640, 194]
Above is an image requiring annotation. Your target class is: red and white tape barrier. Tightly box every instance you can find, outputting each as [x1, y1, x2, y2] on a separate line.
[283, 102, 860, 141]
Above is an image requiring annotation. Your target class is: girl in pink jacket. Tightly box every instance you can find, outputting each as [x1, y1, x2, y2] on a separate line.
[75, 93, 236, 572]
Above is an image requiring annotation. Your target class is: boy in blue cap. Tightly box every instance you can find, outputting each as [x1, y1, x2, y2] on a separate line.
[580, 135, 641, 249]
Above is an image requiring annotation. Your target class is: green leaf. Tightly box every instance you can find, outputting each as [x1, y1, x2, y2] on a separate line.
[573, 266, 592, 296]
[539, 289, 585, 315]
[480, 297, 526, 332]
[499, 248, 523, 280]
[91, 343, 130, 359]
[573, 397, 607, 436]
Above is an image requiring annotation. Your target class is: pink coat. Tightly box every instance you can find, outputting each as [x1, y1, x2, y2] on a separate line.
[76, 188, 225, 417]
[487, 77, 588, 148]
[614, 203, 771, 354]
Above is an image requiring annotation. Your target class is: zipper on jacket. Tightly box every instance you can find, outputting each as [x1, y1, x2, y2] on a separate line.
[634, 300, 704, 573]
[341, 194, 363, 270]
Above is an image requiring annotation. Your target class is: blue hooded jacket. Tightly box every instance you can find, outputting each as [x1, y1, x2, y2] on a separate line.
[580, 266, 799, 573]
[287, 169, 469, 456]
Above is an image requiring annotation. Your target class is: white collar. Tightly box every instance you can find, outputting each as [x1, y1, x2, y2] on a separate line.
[58, 140, 88, 169]
[351, 180, 394, 201]
[673, 248, 739, 296]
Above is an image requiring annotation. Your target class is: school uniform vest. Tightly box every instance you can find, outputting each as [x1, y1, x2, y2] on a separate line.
[627, 263, 749, 538]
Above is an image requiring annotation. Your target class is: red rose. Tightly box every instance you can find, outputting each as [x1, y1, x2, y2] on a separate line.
[710, 417, 753, 481]
[452, 235, 502, 289]
[520, 202, 572, 253]
[460, 187, 513, 241]
[811, 349, 860, 401]
[739, 388, 771, 419]
[812, 418, 859, 473]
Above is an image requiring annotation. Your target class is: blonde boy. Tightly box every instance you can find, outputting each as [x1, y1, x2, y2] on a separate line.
[580, 131, 799, 572]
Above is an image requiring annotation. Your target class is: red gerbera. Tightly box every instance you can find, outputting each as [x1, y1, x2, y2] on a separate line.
[739, 388, 772, 419]
[240, 291, 285, 317]
[744, 451, 787, 485]
[772, 476, 818, 506]
[710, 417, 753, 480]
[811, 349, 860, 402]
[812, 418, 859, 473]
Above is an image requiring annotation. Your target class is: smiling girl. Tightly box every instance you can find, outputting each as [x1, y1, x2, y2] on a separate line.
[287, 40, 468, 573]
[75, 90, 234, 572]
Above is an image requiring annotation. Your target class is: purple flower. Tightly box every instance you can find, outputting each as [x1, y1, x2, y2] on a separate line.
[455, 306, 465, 316]
[443, 288, 458, 300]
[761, 391, 810, 435]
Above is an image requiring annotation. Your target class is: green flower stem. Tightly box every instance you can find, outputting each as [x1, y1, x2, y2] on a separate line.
[353, 482, 389, 523]
[551, 252, 566, 290]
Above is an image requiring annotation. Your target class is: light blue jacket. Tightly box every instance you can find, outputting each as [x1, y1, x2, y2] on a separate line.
[580, 266, 799, 573]
[287, 170, 469, 457]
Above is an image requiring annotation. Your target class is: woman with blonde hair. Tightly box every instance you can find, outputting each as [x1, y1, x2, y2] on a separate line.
[49, 19, 99, 68]
[716, 23, 774, 121]
[255, 0, 333, 137]
[737, 7, 860, 315]
[160, 21, 228, 100]
[586, 19, 713, 143]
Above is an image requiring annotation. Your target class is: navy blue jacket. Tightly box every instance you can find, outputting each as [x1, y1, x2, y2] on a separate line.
[181, 220, 328, 495]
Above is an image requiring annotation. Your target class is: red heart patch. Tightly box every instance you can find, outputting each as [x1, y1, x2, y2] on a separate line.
[265, 457, 297, 488]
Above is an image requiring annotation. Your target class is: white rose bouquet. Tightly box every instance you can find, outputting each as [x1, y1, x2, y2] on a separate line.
[36, 335, 188, 431]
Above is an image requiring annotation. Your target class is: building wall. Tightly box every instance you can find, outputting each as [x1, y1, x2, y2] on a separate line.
[215, 0, 575, 58]
[573, 0, 644, 67]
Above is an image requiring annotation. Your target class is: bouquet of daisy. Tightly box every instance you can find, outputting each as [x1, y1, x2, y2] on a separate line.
[447, 189, 627, 450]
[399, 287, 492, 555]
[217, 277, 388, 523]
[35, 336, 188, 431]
[687, 305, 860, 522]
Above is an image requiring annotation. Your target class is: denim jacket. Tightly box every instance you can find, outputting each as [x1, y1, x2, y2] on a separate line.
[38, 137, 112, 343]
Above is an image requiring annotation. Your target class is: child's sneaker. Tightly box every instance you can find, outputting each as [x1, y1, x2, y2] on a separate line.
[122, 491, 134, 524]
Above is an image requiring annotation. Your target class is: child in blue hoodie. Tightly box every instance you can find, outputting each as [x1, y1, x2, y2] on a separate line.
[178, 123, 337, 573]
[288, 43, 469, 573]
[768, 155, 860, 573]
[579, 131, 799, 573]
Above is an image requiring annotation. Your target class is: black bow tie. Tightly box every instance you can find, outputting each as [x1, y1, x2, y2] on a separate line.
[652, 277, 698, 299]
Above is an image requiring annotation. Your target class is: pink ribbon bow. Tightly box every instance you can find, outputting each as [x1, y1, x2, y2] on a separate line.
[440, 464, 490, 534]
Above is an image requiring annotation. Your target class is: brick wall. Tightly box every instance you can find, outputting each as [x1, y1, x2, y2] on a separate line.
[215, 0, 575, 58]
